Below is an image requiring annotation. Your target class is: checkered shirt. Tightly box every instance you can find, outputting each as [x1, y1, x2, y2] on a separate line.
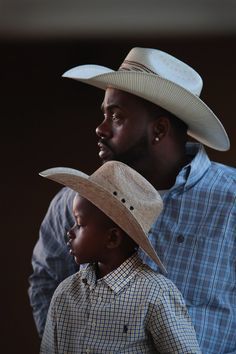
[40, 253, 201, 353]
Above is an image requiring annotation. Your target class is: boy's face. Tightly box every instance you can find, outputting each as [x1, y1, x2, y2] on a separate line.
[67, 194, 113, 265]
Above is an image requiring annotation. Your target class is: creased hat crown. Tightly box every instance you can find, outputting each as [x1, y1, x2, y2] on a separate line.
[89, 161, 162, 234]
[119, 47, 203, 96]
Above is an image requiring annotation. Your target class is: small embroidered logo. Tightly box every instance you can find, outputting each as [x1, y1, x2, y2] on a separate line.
[123, 325, 128, 333]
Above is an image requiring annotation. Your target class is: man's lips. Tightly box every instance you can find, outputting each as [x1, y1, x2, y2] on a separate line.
[97, 141, 113, 160]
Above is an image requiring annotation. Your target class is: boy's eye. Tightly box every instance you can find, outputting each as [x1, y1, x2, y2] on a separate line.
[72, 222, 81, 230]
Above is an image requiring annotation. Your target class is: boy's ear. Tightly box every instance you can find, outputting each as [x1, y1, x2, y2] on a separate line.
[106, 227, 123, 249]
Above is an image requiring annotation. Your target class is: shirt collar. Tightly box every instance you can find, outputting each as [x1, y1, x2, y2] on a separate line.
[169, 143, 211, 194]
[102, 253, 142, 293]
[80, 253, 143, 294]
[81, 264, 97, 287]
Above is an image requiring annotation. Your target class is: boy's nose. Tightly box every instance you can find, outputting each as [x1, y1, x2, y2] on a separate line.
[67, 228, 75, 240]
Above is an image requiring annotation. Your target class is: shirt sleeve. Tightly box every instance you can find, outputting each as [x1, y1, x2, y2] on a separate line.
[28, 187, 79, 337]
[147, 285, 202, 353]
[40, 294, 59, 354]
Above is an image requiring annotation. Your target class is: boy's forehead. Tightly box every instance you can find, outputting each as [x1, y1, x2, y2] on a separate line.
[73, 194, 104, 219]
[72, 193, 79, 207]
[73, 194, 89, 212]
[72, 193, 117, 228]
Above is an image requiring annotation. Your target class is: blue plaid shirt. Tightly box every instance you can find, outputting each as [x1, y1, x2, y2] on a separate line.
[29, 143, 236, 353]
[41, 253, 201, 353]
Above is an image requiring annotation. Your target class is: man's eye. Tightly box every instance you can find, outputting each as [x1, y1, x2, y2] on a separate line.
[112, 113, 121, 121]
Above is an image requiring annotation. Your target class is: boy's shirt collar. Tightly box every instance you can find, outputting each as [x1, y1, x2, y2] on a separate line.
[80, 252, 143, 294]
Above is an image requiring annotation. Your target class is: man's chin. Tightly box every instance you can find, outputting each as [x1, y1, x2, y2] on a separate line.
[99, 149, 113, 161]
[98, 151, 115, 164]
[99, 148, 145, 167]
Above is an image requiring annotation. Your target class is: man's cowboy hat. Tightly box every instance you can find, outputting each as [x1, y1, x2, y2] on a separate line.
[40, 161, 166, 273]
[63, 47, 229, 151]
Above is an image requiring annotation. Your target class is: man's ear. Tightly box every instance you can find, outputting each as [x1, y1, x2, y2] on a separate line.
[152, 116, 170, 143]
[106, 227, 123, 249]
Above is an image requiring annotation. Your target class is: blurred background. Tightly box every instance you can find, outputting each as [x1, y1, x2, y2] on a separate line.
[1, 1, 235, 353]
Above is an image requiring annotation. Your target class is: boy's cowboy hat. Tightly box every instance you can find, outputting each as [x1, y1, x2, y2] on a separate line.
[40, 161, 166, 273]
[63, 47, 229, 151]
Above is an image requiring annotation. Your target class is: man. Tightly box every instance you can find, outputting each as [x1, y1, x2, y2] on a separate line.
[29, 47, 236, 353]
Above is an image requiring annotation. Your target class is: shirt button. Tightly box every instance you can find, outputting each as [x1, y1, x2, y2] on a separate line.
[177, 235, 185, 243]
[85, 349, 90, 353]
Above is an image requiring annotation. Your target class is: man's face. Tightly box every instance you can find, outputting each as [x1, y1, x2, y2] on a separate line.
[67, 194, 113, 265]
[96, 88, 155, 169]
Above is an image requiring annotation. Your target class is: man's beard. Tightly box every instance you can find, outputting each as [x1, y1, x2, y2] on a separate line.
[102, 134, 150, 171]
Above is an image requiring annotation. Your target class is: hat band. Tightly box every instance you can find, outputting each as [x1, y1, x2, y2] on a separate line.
[119, 60, 157, 74]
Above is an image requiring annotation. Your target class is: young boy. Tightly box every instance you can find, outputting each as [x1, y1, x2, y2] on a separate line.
[40, 161, 201, 353]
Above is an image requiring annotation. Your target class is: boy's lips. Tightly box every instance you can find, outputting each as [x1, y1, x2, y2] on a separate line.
[67, 241, 74, 255]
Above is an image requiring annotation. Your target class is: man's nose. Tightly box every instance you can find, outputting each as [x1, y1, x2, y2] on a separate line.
[95, 118, 112, 139]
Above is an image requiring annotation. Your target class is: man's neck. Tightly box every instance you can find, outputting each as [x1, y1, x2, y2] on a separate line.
[137, 153, 190, 190]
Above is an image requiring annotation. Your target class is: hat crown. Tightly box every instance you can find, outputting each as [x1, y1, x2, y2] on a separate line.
[90, 161, 163, 233]
[120, 47, 203, 96]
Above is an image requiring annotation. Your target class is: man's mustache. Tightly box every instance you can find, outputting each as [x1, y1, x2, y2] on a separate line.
[98, 139, 112, 149]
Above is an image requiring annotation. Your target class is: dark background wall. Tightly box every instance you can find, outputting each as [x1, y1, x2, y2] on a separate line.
[1, 36, 235, 353]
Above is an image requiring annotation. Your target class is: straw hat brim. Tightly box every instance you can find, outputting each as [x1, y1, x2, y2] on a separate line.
[63, 65, 230, 151]
[40, 167, 167, 273]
